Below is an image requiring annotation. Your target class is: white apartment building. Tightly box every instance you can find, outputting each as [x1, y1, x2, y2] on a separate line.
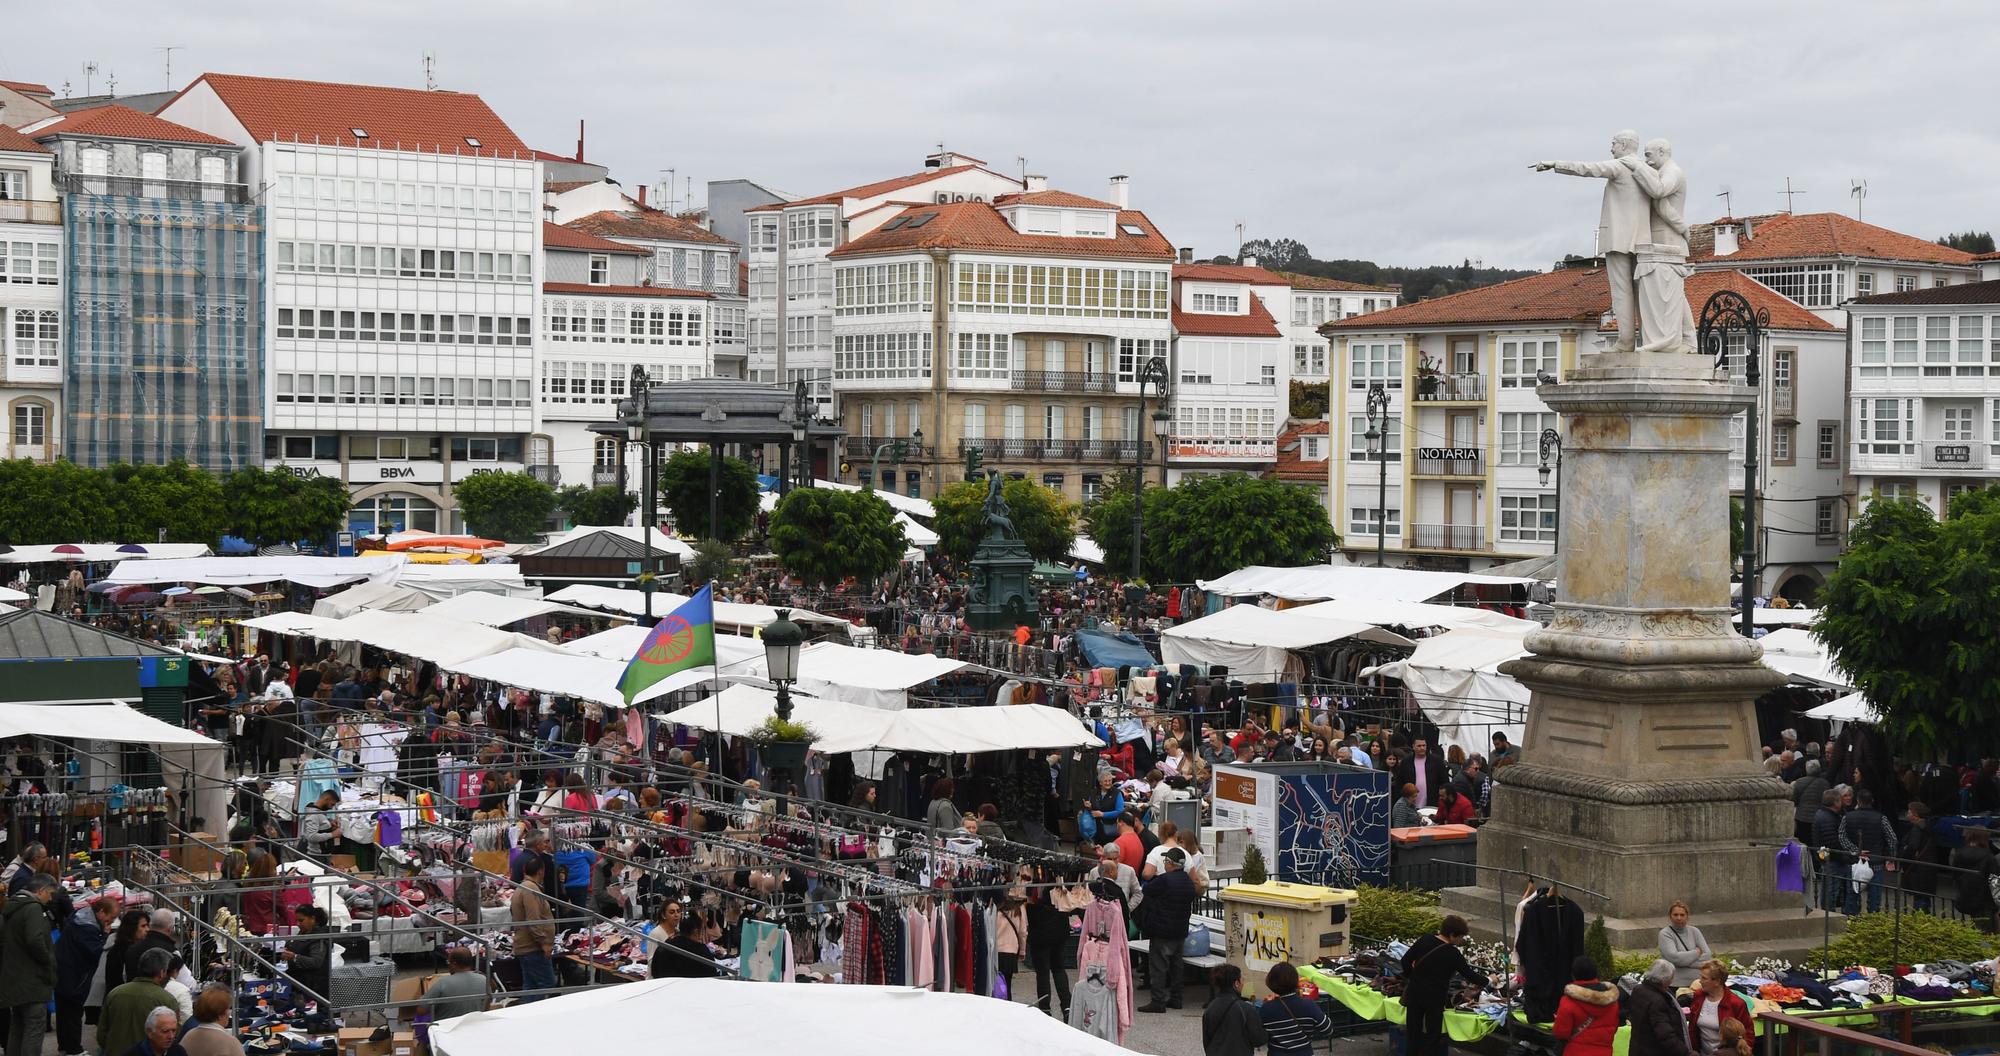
[743, 150, 1023, 414]
[824, 184, 1175, 503]
[1689, 212, 1982, 326]
[1277, 270, 1399, 381]
[161, 73, 543, 536]
[538, 221, 716, 496]
[1166, 263, 1291, 479]
[1846, 274, 2000, 529]
[1322, 265, 1842, 597]
[564, 209, 744, 380]
[0, 124, 60, 461]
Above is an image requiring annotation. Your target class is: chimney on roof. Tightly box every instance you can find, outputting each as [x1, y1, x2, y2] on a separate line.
[1109, 175, 1129, 210]
[1177, 247, 1194, 264]
[1713, 219, 1741, 257]
[1243, 254, 1259, 269]
[575, 119, 584, 162]
[1024, 174, 1048, 192]
[637, 185, 647, 208]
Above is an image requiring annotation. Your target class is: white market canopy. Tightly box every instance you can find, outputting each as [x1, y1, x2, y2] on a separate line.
[1197, 564, 1536, 603]
[445, 647, 712, 708]
[1748, 606, 1818, 627]
[239, 612, 348, 638]
[1285, 597, 1538, 633]
[547, 584, 847, 631]
[1805, 690, 1879, 723]
[283, 609, 570, 667]
[0, 543, 213, 564]
[310, 581, 435, 619]
[560, 624, 766, 671]
[384, 562, 535, 598]
[0, 586, 28, 603]
[1362, 626, 1533, 755]
[104, 555, 402, 588]
[813, 478, 936, 518]
[896, 512, 939, 547]
[1159, 603, 1418, 680]
[741, 640, 969, 710]
[421, 591, 623, 627]
[533, 526, 698, 561]
[0, 702, 227, 839]
[1068, 535, 1106, 566]
[430, 978, 1132, 1056]
[658, 683, 1100, 756]
[1756, 627, 1851, 690]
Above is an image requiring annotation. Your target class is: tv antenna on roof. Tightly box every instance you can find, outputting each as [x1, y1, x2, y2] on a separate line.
[82, 61, 99, 97]
[1850, 179, 1868, 221]
[1777, 177, 1806, 214]
[423, 50, 438, 91]
[156, 46, 181, 90]
[1716, 186, 1733, 217]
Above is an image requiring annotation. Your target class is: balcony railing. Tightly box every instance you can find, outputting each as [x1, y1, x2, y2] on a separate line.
[591, 467, 622, 487]
[1408, 523, 1491, 552]
[62, 174, 253, 205]
[843, 437, 932, 459]
[0, 199, 59, 224]
[1415, 373, 1487, 402]
[1014, 369, 1119, 394]
[1772, 382, 1795, 418]
[1167, 436, 1279, 460]
[528, 464, 561, 486]
[1412, 446, 1486, 477]
[957, 437, 1148, 462]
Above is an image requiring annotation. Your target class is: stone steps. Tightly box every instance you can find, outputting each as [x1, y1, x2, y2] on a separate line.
[1439, 885, 1847, 953]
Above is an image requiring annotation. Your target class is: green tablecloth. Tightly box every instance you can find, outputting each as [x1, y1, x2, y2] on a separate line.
[1300, 965, 1504, 1043]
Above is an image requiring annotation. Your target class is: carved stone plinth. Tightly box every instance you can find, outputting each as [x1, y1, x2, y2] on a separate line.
[1444, 352, 1798, 928]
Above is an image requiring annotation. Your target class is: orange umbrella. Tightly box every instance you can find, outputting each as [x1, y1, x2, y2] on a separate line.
[383, 535, 503, 552]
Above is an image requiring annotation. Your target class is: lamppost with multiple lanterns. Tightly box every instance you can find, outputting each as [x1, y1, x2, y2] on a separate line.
[1364, 383, 1390, 567]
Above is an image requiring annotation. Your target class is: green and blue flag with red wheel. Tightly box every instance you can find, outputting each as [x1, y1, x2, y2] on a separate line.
[617, 585, 715, 704]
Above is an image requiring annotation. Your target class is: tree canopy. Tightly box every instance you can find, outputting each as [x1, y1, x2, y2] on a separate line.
[556, 484, 638, 528]
[451, 471, 558, 542]
[1815, 487, 2000, 756]
[1937, 230, 1997, 254]
[932, 476, 1077, 564]
[769, 486, 906, 587]
[0, 459, 115, 544]
[659, 449, 760, 542]
[104, 461, 227, 545]
[1085, 472, 1337, 583]
[1218, 237, 1535, 302]
[220, 466, 352, 548]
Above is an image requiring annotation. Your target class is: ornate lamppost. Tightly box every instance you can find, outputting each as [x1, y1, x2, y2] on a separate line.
[1538, 427, 1564, 556]
[1698, 289, 1768, 640]
[1364, 383, 1390, 566]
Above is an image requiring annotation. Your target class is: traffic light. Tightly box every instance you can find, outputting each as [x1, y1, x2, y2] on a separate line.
[964, 447, 984, 481]
[891, 440, 907, 465]
[839, 460, 852, 475]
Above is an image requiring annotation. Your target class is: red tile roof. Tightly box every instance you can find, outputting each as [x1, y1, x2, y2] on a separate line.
[0, 80, 53, 97]
[1976, 251, 2000, 262]
[1173, 262, 1291, 287]
[1269, 422, 1332, 482]
[543, 222, 648, 255]
[542, 281, 713, 300]
[1173, 294, 1284, 338]
[994, 189, 1118, 210]
[828, 201, 1173, 262]
[745, 165, 1014, 212]
[1851, 277, 2000, 307]
[0, 124, 50, 155]
[1323, 268, 1609, 330]
[544, 179, 595, 194]
[26, 104, 234, 147]
[175, 72, 531, 157]
[566, 209, 732, 247]
[532, 148, 577, 162]
[1271, 270, 1399, 293]
[1690, 212, 1976, 267]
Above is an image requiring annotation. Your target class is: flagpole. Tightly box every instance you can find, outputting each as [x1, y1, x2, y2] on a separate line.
[711, 577, 722, 803]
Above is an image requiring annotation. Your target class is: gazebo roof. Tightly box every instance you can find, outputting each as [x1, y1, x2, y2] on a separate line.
[591, 379, 845, 443]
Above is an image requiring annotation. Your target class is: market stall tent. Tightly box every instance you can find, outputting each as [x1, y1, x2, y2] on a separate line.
[1196, 564, 1535, 603]
[657, 684, 1100, 756]
[103, 555, 402, 588]
[546, 584, 847, 632]
[291, 609, 570, 667]
[1160, 604, 1417, 681]
[444, 647, 715, 708]
[0, 543, 213, 565]
[1284, 598, 1537, 633]
[420, 591, 623, 628]
[732, 640, 969, 710]
[0, 701, 227, 849]
[1804, 690, 1878, 723]
[430, 978, 1133, 1056]
[561, 625, 766, 670]
[1361, 626, 1533, 755]
[1756, 627, 1851, 690]
[309, 581, 435, 619]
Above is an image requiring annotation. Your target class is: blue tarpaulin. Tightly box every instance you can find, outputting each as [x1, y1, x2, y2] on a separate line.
[1073, 629, 1158, 670]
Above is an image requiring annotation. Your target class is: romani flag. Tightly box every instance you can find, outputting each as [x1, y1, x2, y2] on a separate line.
[617, 586, 716, 704]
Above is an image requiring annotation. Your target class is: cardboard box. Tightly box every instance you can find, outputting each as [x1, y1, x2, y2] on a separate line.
[176, 832, 222, 874]
[337, 1026, 393, 1056]
[392, 1031, 416, 1056]
[390, 973, 445, 1021]
[329, 854, 359, 872]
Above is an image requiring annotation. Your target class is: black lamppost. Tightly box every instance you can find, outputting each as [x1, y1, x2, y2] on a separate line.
[1698, 289, 1768, 640]
[762, 608, 804, 722]
[624, 366, 657, 621]
[1538, 427, 1563, 556]
[1364, 382, 1389, 567]
[785, 379, 813, 496]
[1133, 356, 1169, 581]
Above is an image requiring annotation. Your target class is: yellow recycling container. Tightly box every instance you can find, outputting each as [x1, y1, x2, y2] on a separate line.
[1221, 880, 1358, 975]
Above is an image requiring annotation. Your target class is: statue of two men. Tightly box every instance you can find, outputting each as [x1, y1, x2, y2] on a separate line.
[1533, 131, 1694, 354]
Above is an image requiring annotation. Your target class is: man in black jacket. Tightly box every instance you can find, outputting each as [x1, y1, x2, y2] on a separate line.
[1394, 739, 1450, 808]
[55, 896, 118, 1056]
[1401, 915, 1477, 1056]
[648, 913, 720, 978]
[1625, 959, 1690, 1056]
[1809, 788, 1849, 913]
[1838, 787, 1897, 913]
[1136, 849, 1197, 1014]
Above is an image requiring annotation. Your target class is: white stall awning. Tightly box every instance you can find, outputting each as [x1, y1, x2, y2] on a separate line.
[0, 543, 214, 565]
[732, 640, 968, 711]
[1805, 690, 1878, 723]
[310, 581, 435, 619]
[1196, 564, 1535, 603]
[1362, 627, 1533, 755]
[445, 647, 713, 708]
[422, 591, 624, 627]
[657, 684, 1099, 755]
[239, 612, 348, 638]
[547, 584, 846, 630]
[104, 555, 402, 588]
[1283, 598, 1537, 632]
[1160, 604, 1415, 680]
[298, 609, 569, 667]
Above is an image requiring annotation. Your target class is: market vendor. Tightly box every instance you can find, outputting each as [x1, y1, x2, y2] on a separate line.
[298, 790, 339, 858]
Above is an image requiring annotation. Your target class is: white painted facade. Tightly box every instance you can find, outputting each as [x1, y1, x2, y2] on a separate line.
[1282, 279, 1399, 381]
[1167, 274, 1287, 480]
[0, 140, 60, 461]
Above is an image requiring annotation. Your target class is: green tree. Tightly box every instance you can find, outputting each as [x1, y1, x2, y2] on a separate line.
[1815, 487, 2000, 756]
[769, 487, 906, 587]
[658, 449, 759, 542]
[1145, 474, 1339, 584]
[1237, 237, 1312, 271]
[1937, 230, 1997, 254]
[556, 484, 638, 528]
[0, 460, 115, 544]
[104, 460, 226, 544]
[684, 538, 735, 587]
[219, 466, 351, 548]
[932, 476, 1077, 564]
[1290, 380, 1330, 420]
[452, 471, 558, 542]
[1080, 468, 1168, 578]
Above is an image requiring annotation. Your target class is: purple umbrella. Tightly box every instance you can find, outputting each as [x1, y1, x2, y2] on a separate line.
[121, 591, 165, 607]
[116, 543, 149, 554]
[86, 581, 121, 594]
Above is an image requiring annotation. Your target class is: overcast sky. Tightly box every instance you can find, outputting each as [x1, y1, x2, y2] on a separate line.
[11, 1, 1996, 270]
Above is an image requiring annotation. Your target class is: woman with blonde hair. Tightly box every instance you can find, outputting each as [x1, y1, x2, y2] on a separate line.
[1657, 899, 1712, 987]
[1686, 959, 1752, 1056]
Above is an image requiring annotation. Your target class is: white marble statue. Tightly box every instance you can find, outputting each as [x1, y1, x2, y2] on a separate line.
[1532, 131, 1695, 354]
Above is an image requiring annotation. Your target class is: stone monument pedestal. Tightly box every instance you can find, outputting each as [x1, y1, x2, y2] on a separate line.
[1441, 352, 1825, 954]
[966, 535, 1036, 632]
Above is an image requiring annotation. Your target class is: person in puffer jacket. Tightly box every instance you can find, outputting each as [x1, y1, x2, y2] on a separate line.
[1553, 956, 1622, 1056]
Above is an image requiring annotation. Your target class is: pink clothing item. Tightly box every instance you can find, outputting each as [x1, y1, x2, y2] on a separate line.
[906, 908, 932, 988]
[1077, 898, 1133, 1040]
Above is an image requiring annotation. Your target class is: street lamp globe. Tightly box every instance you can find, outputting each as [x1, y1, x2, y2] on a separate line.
[762, 609, 804, 684]
[1538, 462, 1552, 486]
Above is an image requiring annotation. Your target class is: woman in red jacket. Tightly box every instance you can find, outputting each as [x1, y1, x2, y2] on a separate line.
[1686, 959, 1754, 1056]
[239, 850, 282, 934]
[1553, 956, 1621, 1056]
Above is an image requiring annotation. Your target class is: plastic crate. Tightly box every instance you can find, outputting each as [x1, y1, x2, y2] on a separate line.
[328, 956, 395, 1011]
